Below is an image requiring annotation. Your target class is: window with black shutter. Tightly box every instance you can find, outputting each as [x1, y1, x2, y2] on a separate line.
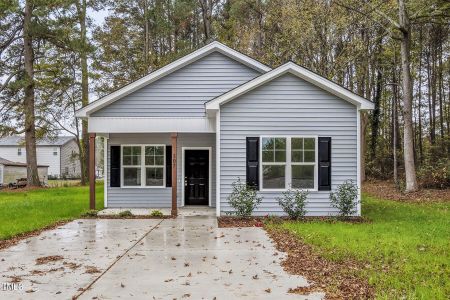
[110, 146, 121, 187]
[318, 137, 331, 190]
[246, 137, 259, 190]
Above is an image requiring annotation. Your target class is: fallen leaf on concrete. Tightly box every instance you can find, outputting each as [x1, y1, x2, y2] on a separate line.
[84, 266, 101, 274]
[63, 262, 81, 270]
[35, 255, 64, 265]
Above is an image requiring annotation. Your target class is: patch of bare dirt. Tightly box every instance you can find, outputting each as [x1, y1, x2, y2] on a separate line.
[266, 228, 374, 300]
[0, 220, 70, 251]
[35, 255, 64, 265]
[363, 180, 450, 203]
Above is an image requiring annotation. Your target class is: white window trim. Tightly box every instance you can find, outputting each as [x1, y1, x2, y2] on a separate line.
[17, 148, 22, 156]
[120, 144, 166, 188]
[259, 136, 318, 192]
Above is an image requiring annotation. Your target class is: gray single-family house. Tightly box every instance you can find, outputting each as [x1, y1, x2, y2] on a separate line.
[76, 41, 374, 216]
[0, 136, 81, 178]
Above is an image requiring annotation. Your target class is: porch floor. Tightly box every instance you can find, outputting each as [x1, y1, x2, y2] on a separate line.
[98, 206, 216, 217]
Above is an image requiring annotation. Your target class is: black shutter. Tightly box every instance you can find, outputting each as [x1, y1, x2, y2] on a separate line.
[165, 145, 172, 187]
[110, 146, 121, 187]
[246, 137, 259, 190]
[318, 137, 331, 191]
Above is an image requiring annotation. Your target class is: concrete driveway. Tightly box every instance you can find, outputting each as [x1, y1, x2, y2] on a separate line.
[0, 216, 323, 300]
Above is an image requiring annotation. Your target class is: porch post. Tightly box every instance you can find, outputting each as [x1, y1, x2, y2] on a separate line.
[89, 133, 96, 210]
[171, 133, 178, 216]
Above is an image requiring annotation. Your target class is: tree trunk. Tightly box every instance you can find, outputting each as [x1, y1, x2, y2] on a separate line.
[392, 74, 398, 185]
[78, 0, 89, 185]
[199, 0, 212, 42]
[23, 0, 40, 187]
[398, 0, 418, 192]
[370, 69, 382, 159]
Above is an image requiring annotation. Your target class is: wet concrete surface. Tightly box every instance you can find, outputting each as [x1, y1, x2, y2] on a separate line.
[0, 216, 323, 299]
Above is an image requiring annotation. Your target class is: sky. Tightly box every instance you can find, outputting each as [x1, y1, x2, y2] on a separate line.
[89, 8, 109, 27]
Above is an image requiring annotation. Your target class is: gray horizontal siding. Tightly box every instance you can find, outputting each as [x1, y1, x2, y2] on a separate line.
[106, 133, 215, 208]
[220, 74, 358, 216]
[92, 52, 261, 117]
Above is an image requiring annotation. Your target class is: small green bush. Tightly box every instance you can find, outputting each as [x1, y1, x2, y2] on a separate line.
[277, 189, 309, 219]
[84, 210, 98, 217]
[118, 210, 133, 217]
[329, 180, 359, 217]
[150, 210, 164, 217]
[227, 178, 262, 217]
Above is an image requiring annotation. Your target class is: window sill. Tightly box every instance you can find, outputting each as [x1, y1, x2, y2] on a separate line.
[260, 188, 318, 192]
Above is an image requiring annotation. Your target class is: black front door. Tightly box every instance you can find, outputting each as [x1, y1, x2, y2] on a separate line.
[185, 150, 209, 205]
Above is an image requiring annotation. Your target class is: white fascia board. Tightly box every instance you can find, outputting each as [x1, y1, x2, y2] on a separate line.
[88, 117, 216, 133]
[76, 41, 271, 118]
[205, 62, 374, 112]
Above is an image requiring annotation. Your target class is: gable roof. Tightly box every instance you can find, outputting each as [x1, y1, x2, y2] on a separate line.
[0, 136, 75, 147]
[0, 157, 48, 167]
[76, 41, 271, 118]
[205, 62, 374, 114]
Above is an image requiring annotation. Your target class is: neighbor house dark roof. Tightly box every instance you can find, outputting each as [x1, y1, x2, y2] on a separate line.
[0, 136, 75, 146]
[0, 157, 48, 167]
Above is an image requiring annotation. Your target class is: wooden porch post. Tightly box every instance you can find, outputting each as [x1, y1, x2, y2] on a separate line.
[171, 133, 178, 216]
[89, 133, 96, 210]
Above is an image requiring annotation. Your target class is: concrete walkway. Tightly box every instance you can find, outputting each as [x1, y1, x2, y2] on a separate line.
[0, 216, 323, 300]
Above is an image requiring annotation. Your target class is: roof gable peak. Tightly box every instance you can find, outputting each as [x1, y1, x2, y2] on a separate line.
[76, 41, 271, 118]
[206, 61, 374, 114]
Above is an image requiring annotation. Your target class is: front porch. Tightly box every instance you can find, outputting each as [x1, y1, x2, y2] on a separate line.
[88, 132, 218, 217]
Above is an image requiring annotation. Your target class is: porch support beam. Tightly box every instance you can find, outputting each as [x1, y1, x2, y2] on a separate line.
[89, 133, 96, 210]
[171, 133, 178, 216]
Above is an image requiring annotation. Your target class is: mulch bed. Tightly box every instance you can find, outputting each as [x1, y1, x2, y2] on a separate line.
[217, 217, 265, 227]
[0, 220, 70, 251]
[266, 228, 374, 300]
[217, 216, 367, 228]
[363, 179, 450, 203]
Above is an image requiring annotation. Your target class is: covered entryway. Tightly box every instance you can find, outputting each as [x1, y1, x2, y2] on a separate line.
[183, 148, 210, 206]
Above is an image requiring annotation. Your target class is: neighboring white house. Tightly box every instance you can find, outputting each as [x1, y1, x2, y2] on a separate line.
[76, 41, 374, 216]
[0, 157, 49, 186]
[0, 136, 81, 178]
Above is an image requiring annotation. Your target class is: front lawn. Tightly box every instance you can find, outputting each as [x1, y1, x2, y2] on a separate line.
[0, 183, 103, 241]
[277, 194, 450, 299]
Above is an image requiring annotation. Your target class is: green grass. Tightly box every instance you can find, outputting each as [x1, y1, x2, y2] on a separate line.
[0, 182, 104, 240]
[278, 194, 450, 299]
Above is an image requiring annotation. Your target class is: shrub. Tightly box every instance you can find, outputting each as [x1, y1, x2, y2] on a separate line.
[277, 189, 309, 219]
[118, 210, 133, 217]
[84, 210, 98, 217]
[150, 210, 164, 217]
[227, 178, 262, 217]
[417, 158, 450, 189]
[329, 180, 359, 217]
